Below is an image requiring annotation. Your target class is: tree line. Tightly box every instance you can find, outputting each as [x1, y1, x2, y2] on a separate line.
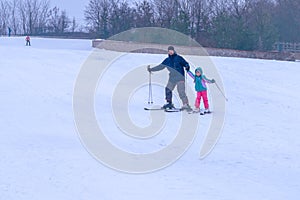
[1, 0, 298, 51]
[84, 0, 300, 51]
[0, 0, 77, 36]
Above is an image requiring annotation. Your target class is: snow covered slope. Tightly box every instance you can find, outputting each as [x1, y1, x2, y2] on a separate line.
[0, 37, 300, 200]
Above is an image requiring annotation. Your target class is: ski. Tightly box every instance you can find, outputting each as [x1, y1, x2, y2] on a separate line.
[144, 107, 164, 111]
[202, 110, 212, 115]
[144, 107, 182, 112]
[188, 110, 200, 114]
[188, 110, 213, 115]
[164, 108, 182, 112]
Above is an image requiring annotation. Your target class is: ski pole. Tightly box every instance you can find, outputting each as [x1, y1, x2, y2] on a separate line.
[148, 69, 153, 104]
[214, 81, 228, 101]
[185, 70, 187, 93]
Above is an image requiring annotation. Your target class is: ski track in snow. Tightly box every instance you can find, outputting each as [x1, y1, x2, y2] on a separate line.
[0, 37, 300, 200]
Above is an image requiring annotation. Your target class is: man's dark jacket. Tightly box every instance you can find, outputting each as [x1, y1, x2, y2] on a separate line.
[151, 53, 190, 82]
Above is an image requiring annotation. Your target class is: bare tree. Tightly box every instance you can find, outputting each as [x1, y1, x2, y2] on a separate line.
[187, 0, 206, 38]
[174, 0, 210, 40]
[247, 0, 277, 50]
[152, 0, 180, 28]
[18, 0, 49, 34]
[109, 1, 134, 35]
[71, 17, 78, 33]
[134, 0, 155, 27]
[0, 0, 10, 35]
[274, 0, 300, 42]
[8, 0, 20, 35]
[59, 10, 70, 33]
[48, 7, 70, 33]
[209, 0, 255, 50]
[37, 0, 50, 34]
[81, 0, 299, 50]
[209, 0, 234, 48]
[84, 0, 112, 38]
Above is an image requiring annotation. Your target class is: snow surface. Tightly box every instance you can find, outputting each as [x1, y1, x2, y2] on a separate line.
[1, 36, 300, 199]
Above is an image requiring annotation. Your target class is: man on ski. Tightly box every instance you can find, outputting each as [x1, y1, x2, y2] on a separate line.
[147, 46, 192, 112]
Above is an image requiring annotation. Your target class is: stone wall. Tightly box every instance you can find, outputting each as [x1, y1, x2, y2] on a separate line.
[92, 39, 297, 61]
[206, 47, 297, 61]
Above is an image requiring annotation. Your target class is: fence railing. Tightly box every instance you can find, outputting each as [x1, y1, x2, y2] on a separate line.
[273, 42, 300, 53]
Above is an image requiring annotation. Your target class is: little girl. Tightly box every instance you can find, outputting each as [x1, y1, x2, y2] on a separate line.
[187, 67, 215, 115]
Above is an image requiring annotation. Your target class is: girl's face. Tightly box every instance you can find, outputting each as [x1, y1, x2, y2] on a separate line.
[196, 71, 201, 76]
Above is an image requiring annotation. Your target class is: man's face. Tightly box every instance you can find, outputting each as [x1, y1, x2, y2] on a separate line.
[168, 50, 174, 55]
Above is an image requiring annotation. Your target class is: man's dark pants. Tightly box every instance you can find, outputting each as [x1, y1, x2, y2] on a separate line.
[165, 79, 188, 105]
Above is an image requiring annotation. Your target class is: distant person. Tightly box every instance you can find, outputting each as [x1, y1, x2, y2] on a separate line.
[25, 35, 31, 46]
[147, 46, 192, 112]
[8, 27, 12, 37]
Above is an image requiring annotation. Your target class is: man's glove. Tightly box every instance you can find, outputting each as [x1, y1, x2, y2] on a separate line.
[185, 65, 190, 71]
[147, 65, 152, 72]
[211, 79, 216, 83]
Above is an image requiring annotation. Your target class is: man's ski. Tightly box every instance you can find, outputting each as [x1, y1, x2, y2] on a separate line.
[144, 107, 181, 112]
[144, 107, 164, 111]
